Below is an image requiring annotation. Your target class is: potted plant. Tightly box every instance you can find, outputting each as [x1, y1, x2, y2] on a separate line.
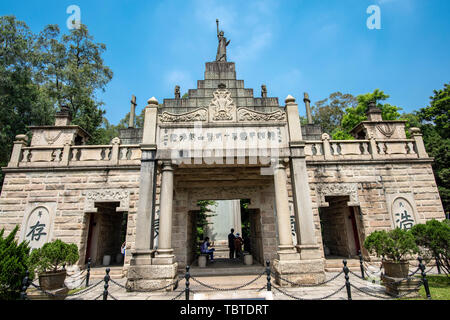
[29, 239, 79, 290]
[364, 228, 419, 278]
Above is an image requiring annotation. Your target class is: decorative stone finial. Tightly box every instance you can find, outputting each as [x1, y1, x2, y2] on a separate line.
[285, 95, 296, 104]
[147, 97, 159, 106]
[409, 127, 421, 135]
[55, 105, 72, 126]
[175, 85, 180, 99]
[111, 137, 121, 145]
[366, 100, 382, 121]
[15, 134, 28, 143]
[321, 133, 330, 140]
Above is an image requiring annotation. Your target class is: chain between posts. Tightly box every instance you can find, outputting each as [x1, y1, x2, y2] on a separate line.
[272, 284, 346, 300]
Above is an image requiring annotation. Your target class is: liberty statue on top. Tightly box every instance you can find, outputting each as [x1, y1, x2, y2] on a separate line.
[216, 19, 230, 62]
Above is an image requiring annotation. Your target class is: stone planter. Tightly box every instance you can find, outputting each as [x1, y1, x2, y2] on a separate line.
[38, 270, 67, 291]
[382, 260, 409, 278]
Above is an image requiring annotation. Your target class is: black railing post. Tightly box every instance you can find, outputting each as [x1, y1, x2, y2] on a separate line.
[20, 270, 30, 300]
[435, 256, 441, 275]
[266, 260, 271, 291]
[185, 265, 190, 301]
[343, 260, 352, 300]
[86, 257, 91, 287]
[103, 268, 110, 301]
[418, 257, 432, 300]
[358, 250, 365, 279]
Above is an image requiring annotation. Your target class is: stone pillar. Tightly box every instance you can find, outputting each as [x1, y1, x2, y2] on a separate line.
[410, 127, 428, 158]
[321, 133, 332, 160]
[127, 97, 177, 291]
[110, 137, 121, 166]
[303, 92, 313, 125]
[154, 160, 175, 263]
[275, 94, 325, 285]
[273, 159, 297, 255]
[8, 135, 28, 167]
[129, 95, 137, 128]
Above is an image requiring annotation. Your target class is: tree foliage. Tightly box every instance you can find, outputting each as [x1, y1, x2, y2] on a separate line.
[0, 16, 113, 188]
[363, 228, 419, 262]
[415, 83, 450, 214]
[411, 219, 450, 275]
[29, 239, 79, 273]
[312, 92, 357, 137]
[0, 226, 31, 300]
[341, 89, 402, 135]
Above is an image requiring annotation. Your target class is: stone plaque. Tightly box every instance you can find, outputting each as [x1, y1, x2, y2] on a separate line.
[21, 203, 55, 249]
[386, 194, 418, 230]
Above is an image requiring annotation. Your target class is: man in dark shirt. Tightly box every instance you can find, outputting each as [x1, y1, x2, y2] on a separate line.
[228, 228, 235, 259]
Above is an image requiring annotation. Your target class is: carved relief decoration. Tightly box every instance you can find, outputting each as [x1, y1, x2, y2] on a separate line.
[84, 189, 130, 212]
[159, 108, 208, 123]
[209, 88, 236, 122]
[44, 131, 64, 145]
[316, 183, 359, 207]
[237, 107, 286, 122]
[376, 123, 396, 138]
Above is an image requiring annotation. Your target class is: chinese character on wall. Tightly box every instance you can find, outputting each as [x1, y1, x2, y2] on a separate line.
[392, 198, 415, 230]
[24, 206, 51, 249]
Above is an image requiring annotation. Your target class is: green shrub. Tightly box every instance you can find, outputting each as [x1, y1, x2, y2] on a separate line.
[0, 226, 31, 300]
[29, 239, 79, 273]
[411, 219, 450, 274]
[364, 228, 419, 262]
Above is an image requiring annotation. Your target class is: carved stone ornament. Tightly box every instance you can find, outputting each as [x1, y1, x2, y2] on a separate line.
[44, 131, 64, 145]
[84, 189, 130, 212]
[237, 107, 286, 122]
[316, 183, 359, 207]
[159, 108, 208, 123]
[376, 123, 396, 138]
[209, 88, 236, 122]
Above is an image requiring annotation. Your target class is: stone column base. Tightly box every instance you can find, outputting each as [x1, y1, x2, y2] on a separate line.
[273, 258, 325, 286]
[126, 251, 178, 292]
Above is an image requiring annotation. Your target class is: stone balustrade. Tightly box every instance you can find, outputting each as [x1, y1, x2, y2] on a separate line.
[9, 142, 141, 168]
[304, 136, 423, 161]
[6, 134, 428, 169]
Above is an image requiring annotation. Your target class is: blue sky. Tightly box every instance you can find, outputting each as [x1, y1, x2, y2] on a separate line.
[1, 0, 449, 124]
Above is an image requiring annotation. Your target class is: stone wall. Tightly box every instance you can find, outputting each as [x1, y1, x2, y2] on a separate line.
[302, 160, 445, 259]
[0, 169, 140, 268]
[0, 158, 445, 271]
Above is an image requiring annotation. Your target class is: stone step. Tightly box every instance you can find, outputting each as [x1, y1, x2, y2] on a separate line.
[88, 266, 125, 279]
[325, 258, 361, 272]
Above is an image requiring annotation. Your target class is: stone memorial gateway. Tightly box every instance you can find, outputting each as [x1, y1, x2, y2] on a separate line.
[0, 22, 445, 291]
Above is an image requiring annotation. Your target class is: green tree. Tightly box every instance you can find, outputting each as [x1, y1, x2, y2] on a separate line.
[411, 220, 450, 275]
[0, 16, 114, 190]
[341, 89, 402, 135]
[0, 226, 31, 300]
[37, 24, 113, 143]
[416, 83, 450, 214]
[0, 16, 54, 187]
[312, 92, 357, 136]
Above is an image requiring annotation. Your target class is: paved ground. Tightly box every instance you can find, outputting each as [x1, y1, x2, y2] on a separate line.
[63, 266, 439, 301]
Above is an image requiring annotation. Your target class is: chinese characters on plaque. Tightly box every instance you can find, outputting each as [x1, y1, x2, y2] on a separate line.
[392, 198, 415, 230]
[24, 206, 51, 249]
